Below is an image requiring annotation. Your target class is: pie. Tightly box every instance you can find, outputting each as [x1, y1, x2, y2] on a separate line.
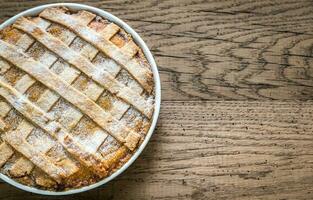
[0, 7, 155, 191]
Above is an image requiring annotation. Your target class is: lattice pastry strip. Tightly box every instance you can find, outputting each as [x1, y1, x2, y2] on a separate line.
[78, 18, 144, 95]
[86, 21, 145, 118]
[0, 109, 14, 170]
[2, 16, 122, 136]
[6, 11, 118, 167]
[0, 109, 72, 183]
[18, 15, 134, 130]
[47, 11, 143, 117]
[15, 12, 95, 93]
[0, 80, 116, 178]
[1, 58, 130, 184]
[0, 82, 80, 180]
[34, 14, 99, 130]
[91, 20, 149, 95]
[0, 117, 6, 131]
[40, 8, 154, 93]
[4, 130, 68, 183]
[69, 34, 130, 120]
[14, 17, 153, 119]
[0, 14, 128, 176]
[0, 55, 129, 176]
[70, 13, 146, 107]
[77, 13, 144, 94]
[8, 157, 34, 178]
[14, 17, 51, 51]
[27, 128, 57, 154]
[8, 12, 145, 126]
[0, 18, 51, 98]
[0, 142, 14, 168]
[33, 168, 57, 188]
[0, 101, 11, 118]
[1, 11, 95, 116]
[43, 29, 128, 127]
[0, 39, 142, 150]
[0, 7, 155, 191]
[0, 13, 95, 179]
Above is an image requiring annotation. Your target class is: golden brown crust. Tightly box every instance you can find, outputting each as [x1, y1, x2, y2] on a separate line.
[40, 8, 154, 93]
[0, 39, 142, 150]
[0, 142, 14, 167]
[0, 7, 154, 191]
[9, 157, 34, 177]
[14, 17, 153, 118]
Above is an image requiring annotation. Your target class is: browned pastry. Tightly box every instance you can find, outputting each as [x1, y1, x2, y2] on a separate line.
[0, 7, 154, 191]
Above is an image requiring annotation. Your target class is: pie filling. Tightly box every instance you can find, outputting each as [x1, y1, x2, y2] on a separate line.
[0, 7, 154, 191]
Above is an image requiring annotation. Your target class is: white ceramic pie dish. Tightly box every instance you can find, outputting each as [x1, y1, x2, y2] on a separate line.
[0, 3, 161, 195]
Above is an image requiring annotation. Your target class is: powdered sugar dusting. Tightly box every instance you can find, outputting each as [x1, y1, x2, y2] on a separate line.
[0, 6, 155, 190]
[77, 130, 108, 153]
[26, 128, 56, 153]
[93, 53, 120, 76]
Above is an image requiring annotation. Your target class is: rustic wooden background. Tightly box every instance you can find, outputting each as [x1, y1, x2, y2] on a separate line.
[1, 0, 313, 199]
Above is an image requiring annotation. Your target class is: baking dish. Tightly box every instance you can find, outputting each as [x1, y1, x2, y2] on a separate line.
[0, 3, 161, 195]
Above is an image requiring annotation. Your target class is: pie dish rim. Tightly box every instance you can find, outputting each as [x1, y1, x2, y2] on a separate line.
[0, 3, 161, 196]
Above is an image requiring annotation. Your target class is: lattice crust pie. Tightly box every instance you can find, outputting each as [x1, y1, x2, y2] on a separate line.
[0, 7, 154, 191]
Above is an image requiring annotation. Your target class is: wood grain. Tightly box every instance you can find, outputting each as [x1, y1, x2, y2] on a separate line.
[1, 0, 313, 199]
[1, 101, 313, 199]
[2, 0, 313, 100]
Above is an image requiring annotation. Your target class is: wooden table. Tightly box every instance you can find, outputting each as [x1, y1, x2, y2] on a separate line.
[1, 0, 313, 199]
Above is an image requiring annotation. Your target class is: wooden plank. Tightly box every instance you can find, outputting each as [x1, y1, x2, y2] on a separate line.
[3, 0, 313, 100]
[0, 101, 312, 198]
[0, 0, 313, 199]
